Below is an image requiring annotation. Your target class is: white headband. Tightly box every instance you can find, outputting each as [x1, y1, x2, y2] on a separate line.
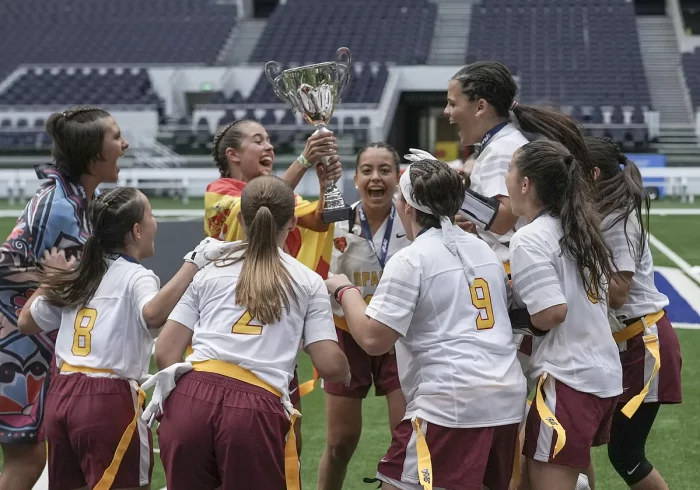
[400, 164, 475, 284]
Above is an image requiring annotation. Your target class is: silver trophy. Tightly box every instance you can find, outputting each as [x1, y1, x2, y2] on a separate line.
[265, 47, 353, 223]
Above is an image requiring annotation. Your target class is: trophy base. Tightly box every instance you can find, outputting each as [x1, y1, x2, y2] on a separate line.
[322, 205, 353, 224]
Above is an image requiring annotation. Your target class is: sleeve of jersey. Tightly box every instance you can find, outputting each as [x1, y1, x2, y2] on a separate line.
[603, 218, 638, 273]
[302, 276, 339, 348]
[167, 283, 200, 331]
[476, 150, 512, 198]
[29, 296, 62, 332]
[365, 254, 420, 337]
[131, 271, 161, 330]
[510, 239, 566, 315]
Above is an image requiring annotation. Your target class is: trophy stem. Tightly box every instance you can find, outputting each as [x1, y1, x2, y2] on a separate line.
[312, 124, 352, 223]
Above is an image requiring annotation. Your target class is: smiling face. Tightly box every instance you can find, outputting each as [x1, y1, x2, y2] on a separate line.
[89, 116, 129, 183]
[354, 146, 399, 213]
[225, 121, 275, 182]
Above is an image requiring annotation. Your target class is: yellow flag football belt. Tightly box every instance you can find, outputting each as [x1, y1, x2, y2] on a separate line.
[613, 311, 664, 418]
[534, 372, 566, 459]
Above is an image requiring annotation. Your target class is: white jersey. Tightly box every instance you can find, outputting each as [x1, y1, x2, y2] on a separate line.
[168, 243, 338, 398]
[366, 226, 527, 428]
[30, 256, 159, 381]
[470, 123, 529, 263]
[331, 202, 410, 321]
[602, 212, 668, 320]
[509, 215, 622, 397]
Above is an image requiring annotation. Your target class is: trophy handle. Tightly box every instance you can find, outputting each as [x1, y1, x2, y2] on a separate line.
[335, 47, 352, 100]
[264, 61, 290, 105]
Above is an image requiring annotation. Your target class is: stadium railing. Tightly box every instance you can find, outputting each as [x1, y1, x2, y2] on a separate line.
[1, 166, 699, 208]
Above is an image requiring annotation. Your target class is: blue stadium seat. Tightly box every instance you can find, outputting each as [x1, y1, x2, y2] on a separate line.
[249, 0, 436, 65]
[0, 68, 163, 106]
[466, 0, 652, 128]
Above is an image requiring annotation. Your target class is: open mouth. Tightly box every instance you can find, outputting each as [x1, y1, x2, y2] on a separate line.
[367, 187, 385, 199]
[260, 155, 274, 167]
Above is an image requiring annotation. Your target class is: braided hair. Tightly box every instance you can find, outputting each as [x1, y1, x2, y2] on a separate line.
[452, 62, 594, 181]
[45, 106, 112, 180]
[407, 159, 468, 229]
[42, 187, 146, 309]
[212, 119, 252, 177]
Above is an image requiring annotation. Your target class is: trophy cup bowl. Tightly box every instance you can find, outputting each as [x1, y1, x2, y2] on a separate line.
[265, 47, 353, 224]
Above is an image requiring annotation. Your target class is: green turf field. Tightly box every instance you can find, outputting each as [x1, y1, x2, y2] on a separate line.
[0, 198, 698, 489]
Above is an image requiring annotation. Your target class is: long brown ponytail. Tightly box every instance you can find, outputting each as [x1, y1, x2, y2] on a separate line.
[218, 176, 298, 324]
[514, 141, 614, 298]
[587, 137, 649, 260]
[42, 187, 145, 309]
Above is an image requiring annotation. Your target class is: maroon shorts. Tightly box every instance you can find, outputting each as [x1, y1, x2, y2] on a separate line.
[44, 373, 153, 490]
[290, 366, 301, 407]
[523, 375, 617, 468]
[618, 313, 682, 404]
[157, 371, 291, 490]
[378, 419, 519, 490]
[324, 328, 401, 398]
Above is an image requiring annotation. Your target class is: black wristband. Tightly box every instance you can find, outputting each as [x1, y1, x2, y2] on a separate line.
[333, 284, 354, 303]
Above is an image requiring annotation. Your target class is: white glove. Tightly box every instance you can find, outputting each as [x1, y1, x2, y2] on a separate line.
[184, 237, 238, 269]
[403, 148, 437, 163]
[141, 362, 193, 426]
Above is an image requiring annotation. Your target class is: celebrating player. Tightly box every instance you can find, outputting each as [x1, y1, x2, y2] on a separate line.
[318, 143, 409, 490]
[16, 187, 229, 490]
[587, 137, 682, 490]
[505, 140, 623, 490]
[0, 106, 128, 490]
[147, 175, 350, 490]
[445, 61, 596, 266]
[204, 118, 343, 451]
[327, 159, 527, 490]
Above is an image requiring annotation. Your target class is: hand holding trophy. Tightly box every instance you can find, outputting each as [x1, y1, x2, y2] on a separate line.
[265, 47, 353, 224]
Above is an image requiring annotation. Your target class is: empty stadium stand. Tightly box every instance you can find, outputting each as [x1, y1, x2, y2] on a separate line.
[467, 0, 651, 114]
[683, 49, 700, 108]
[0, 0, 238, 81]
[249, 0, 437, 65]
[0, 68, 161, 107]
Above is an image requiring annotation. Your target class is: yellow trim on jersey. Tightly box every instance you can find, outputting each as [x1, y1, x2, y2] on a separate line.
[612, 310, 664, 343]
[534, 372, 566, 458]
[60, 363, 146, 490]
[60, 363, 115, 375]
[503, 261, 511, 277]
[190, 360, 301, 490]
[413, 418, 433, 490]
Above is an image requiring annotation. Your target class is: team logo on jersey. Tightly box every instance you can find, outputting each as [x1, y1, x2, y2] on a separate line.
[334, 237, 348, 253]
[421, 468, 431, 484]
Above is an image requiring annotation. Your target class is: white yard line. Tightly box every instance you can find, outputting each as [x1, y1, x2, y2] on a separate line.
[649, 234, 700, 285]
